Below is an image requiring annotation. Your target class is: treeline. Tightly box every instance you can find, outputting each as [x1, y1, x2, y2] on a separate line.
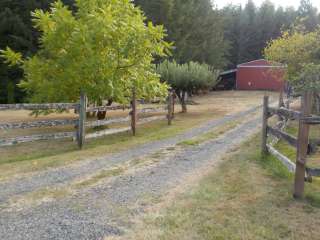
[0, 0, 320, 104]
[222, 0, 320, 68]
[0, 0, 74, 104]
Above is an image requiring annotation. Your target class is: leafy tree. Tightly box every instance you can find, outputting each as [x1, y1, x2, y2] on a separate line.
[1, 0, 170, 110]
[157, 60, 219, 112]
[264, 29, 320, 90]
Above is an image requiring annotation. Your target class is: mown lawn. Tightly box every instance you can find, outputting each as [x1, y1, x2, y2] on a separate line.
[114, 135, 320, 240]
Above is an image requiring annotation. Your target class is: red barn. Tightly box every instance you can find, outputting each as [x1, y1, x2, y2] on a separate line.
[236, 59, 286, 91]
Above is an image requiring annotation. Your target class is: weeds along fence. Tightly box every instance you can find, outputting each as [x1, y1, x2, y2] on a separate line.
[261, 92, 320, 198]
[0, 91, 175, 149]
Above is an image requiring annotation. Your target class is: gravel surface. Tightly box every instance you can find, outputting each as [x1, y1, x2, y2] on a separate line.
[0, 105, 260, 204]
[0, 106, 262, 240]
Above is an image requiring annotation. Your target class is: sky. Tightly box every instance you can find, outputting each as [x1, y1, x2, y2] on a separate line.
[215, 0, 320, 10]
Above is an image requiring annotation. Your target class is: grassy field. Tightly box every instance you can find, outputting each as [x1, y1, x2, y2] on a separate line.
[0, 91, 275, 181]
[111, 135, 320, 240]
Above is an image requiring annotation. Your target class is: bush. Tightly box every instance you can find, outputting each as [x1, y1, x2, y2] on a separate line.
[157, 60, 219, 112]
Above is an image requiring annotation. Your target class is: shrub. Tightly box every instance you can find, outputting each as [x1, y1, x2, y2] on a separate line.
[157, 60, 219, 112]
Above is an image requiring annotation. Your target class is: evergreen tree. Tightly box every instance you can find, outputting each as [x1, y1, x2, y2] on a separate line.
[221, 5, 242, 68]
[135, 0, 228, 69]
[0, 0, 74, 104]
[297, 0, 319, 31]
[237, 0, 259, 63]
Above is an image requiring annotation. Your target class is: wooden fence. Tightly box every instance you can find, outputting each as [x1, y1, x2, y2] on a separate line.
[261, 92, 320, 198]
[0, 91, 174, 149]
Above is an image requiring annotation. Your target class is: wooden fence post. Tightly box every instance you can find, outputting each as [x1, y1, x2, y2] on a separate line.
[77, 91, 87, 149]
[167, 91, 173, 125]
[131, 87, 137, 136]
[294, 91, 312, 199]
[261, 95, 269, 154]
[278, 90, 285, 121]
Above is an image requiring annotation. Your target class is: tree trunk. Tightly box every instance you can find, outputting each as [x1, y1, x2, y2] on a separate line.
[312, 92, 320, 114]
[181, 91, 187, 113]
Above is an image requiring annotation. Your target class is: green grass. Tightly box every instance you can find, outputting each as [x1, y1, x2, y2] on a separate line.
[116, 135, 320, 240]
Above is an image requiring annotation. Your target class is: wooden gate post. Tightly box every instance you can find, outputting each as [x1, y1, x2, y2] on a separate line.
[131, 87, 137, 136]
[294, 91, 312, 198]
[261, 95, 269, 154]
[77, 91, 87, 149]
[167, 91, 173, 125]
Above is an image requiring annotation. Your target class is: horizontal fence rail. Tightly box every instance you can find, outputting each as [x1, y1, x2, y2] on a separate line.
[86, 105, 131, 113]
[267, 126, 297, 148]
[268, 107, 301, 120]
[138, 107, 167, 114]
[84, 116, 167, 140]
[85, 127, 131, 140]
[301, 116, 320, 125]
[0, 131, 76, 147]
[0, 119, 78, 130]
[267, 144, 296, 173]
[0, 103, 78, 111]
[85, 116, 131, 128]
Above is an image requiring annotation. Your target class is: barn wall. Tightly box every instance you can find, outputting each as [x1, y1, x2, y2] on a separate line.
[236, 67, 285, 91]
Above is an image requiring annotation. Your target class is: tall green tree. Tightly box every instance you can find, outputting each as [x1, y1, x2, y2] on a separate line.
[237, 0, 259, 63]
[221, 5, 242, 68]
[297, 0, 319, 32]
[135, 0, 228, 69]
[1, 0, 170, 106]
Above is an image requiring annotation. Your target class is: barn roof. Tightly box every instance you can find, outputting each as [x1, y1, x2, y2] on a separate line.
[237, 59, 286, 68]
[219, 69, 237, 77]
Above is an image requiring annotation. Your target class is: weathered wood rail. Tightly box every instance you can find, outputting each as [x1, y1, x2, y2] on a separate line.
[0, 103, 78, 111]
[86, 105, 131, 113]
[0, 119, 78, 130]
[261, 92, 320, 198]
[0, 132, 76, 147]
[0, 91, 174, 149]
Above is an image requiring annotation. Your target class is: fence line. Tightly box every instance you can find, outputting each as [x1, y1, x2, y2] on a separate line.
[261, 92, 320, 198]
[0, 91, 175, 149]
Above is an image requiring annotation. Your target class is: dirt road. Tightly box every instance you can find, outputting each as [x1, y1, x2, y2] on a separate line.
[0, 103, 264, 240]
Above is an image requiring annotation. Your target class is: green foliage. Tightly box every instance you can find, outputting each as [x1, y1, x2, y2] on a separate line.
[135, 0, 228, 69]
[1, 0, 170, 104]
[221, 0, 320, 68]
[298, 63, 320, 91]
[157, 60, 218, 93]
[0, 0, 74, 104]
[264, 28, 320, 90]
[157, 60, 219, 112]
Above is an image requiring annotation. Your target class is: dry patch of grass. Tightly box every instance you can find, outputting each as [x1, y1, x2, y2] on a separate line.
[111, 135, 320, 240]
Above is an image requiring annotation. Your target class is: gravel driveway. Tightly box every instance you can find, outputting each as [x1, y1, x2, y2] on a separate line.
[0, 105, 262, 240]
